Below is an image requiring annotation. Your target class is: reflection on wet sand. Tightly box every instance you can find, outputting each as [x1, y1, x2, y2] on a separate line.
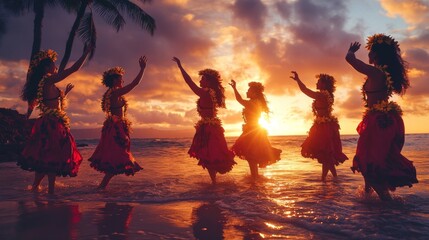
[96, 203, 134, 240]
[16, 201, 81, 240]
[192, 202, 226, 240]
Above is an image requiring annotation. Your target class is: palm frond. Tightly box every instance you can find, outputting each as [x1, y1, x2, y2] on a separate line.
[77, 12, 97, 59]
[93, 0, 125, 31]
[57, 0, 81, 13]
[109, 0, 155, 35]
[45, 0, 59, 8]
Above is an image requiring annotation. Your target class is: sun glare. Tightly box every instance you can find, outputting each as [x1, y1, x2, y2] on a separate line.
[259, 116, 281, 136]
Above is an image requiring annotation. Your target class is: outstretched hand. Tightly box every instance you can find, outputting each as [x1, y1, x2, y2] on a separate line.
[348, 42, 361, 53]
[172, 57, 181, 67]
[65, 83, 74, 95]
[229, 79, 236, 89]
[139, 56, 148, 69]
[290, 71, 299, 81]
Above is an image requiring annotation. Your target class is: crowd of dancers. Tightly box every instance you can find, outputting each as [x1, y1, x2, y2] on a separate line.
[17, 33, 418, 201]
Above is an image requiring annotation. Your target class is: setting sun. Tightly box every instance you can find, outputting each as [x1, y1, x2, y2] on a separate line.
[259, 115, 281, 135]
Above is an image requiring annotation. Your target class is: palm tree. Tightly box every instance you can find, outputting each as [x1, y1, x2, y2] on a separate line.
[0, 0, 80, 63]
[1, 0, 44, 61]
[58, 0, 156, 72]
[0, 12, 6, 41]
[1, 0, 155, 73]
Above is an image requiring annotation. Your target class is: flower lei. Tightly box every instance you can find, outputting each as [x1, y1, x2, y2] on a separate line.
[365, 34, 399, 51]
[36, 75, 70, 129]
[312, 90, 338, 124]
[365, 100, 402, 116]
[380, 65, 394, 95]
[208, 88, 219, 108]
[195, 88, 221, 129]
[102, 88, 131, 132]
[361, 65, 394, 104]
[379, 65, 394, 96]
[194, 117, 222, 129]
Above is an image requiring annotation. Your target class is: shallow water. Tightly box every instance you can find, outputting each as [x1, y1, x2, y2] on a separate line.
[0, 134, 428, 239]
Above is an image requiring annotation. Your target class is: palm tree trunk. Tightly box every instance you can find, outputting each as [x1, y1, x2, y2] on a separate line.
[58, 0, 89, 73]
[30, 0, 45, 62]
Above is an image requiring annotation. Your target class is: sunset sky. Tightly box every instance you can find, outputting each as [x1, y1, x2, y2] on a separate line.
[0, 0, 428, 137]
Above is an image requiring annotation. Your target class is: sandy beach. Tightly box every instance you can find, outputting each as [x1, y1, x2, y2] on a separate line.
[1, 135, 428, 239]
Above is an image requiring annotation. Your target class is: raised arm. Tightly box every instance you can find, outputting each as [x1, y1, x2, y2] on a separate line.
[45, 45, 92, 85]
[229, 79, 248, 106]
[112, 56, 147, 97]
[172, 57, 204, 96]
[345, 42, 379, 76]
[290, 71, 321, 99]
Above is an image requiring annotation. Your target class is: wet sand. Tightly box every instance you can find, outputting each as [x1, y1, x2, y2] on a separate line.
[0, 199, 274, 240]
[0, 200, 206, 240]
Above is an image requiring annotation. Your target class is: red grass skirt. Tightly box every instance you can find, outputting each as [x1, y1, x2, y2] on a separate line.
[89, 117, 142, 176]
[189, 123, 236, 174]
[301, 121, 348, 165]
[352, 111, 418, 190]
[18, 115, 82, 177]
[232, 124, 281, 168]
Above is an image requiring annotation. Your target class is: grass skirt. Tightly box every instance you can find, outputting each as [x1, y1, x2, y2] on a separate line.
[352, 111, 418, 190]
[232, 124, 281, 168]
[19, 115, 82, 177]
[189, 122, 236, 174]
[89, 117, 142, 176]
[301, 121, 348, 165]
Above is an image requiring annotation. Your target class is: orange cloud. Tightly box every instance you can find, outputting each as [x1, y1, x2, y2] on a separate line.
[2, 0, 429, 136]
[380, 0, 429, 25]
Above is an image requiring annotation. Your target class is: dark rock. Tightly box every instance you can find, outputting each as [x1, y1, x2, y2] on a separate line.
[0, 108, 33, 162]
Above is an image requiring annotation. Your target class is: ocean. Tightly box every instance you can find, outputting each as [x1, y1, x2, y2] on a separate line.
[0, 134, 428, 239]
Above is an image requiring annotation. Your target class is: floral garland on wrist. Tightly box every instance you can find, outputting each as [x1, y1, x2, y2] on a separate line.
[36, 76, 70, 129]
[312, 90, 338, 124]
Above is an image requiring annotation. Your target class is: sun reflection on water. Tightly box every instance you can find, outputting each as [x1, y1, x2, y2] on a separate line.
[264, 222, 283, 229]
